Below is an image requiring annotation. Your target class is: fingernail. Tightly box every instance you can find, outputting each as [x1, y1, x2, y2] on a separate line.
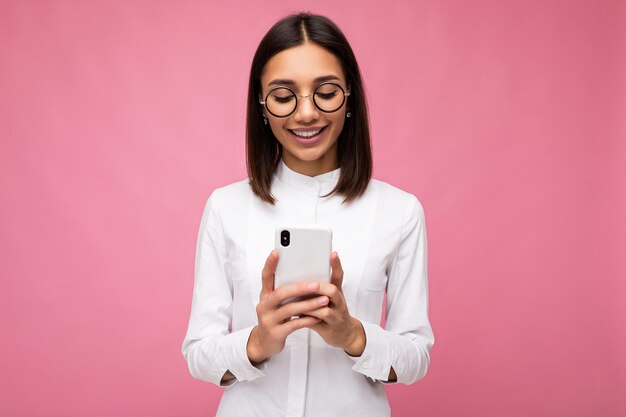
[317, 296, 328, 305]
[308, 282, 318, 291]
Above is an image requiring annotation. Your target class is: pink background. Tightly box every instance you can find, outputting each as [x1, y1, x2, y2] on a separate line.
[1, 1, 624, 416]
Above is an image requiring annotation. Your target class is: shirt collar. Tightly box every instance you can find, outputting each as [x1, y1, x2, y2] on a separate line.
[274, 158, 341, 195]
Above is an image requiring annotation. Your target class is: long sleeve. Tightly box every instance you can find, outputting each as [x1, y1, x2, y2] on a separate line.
[348, 195, 434, 384]
[181, 190, 267, 388]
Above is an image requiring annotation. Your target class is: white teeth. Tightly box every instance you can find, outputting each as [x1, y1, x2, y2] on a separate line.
[291, 128, 322, 138]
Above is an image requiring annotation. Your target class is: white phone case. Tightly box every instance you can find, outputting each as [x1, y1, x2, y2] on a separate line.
[275, 224, 332, 304]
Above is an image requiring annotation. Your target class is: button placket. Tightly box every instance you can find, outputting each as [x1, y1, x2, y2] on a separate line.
[306, 179, 319, 192]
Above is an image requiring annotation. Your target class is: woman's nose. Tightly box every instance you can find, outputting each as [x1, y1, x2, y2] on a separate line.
[293, 94, 319, 122]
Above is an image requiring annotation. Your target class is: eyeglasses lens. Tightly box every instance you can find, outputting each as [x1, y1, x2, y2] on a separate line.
[265, 83, 346, 117]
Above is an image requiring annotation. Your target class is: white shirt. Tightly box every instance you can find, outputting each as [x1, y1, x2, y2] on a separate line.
[181, 159, 434, 417]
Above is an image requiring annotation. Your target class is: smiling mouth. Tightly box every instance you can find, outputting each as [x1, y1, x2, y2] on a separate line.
[288, 125, 328, 138]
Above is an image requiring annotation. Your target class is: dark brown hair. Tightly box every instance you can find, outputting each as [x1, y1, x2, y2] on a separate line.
[246, 11, 372, 205]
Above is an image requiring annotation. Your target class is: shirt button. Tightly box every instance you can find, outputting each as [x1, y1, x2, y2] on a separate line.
[362, 361, 370, 368]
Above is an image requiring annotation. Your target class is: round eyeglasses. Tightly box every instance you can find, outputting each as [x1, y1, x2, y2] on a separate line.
[259, 82, 351, 118]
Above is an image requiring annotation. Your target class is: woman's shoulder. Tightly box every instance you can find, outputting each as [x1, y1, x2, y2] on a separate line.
[204, 177, 252, 208]
[368, 178, 426, 220]
[370, 178, 426, 227]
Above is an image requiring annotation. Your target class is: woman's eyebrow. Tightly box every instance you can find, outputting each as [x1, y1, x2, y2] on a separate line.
[268, 75, 340, 87]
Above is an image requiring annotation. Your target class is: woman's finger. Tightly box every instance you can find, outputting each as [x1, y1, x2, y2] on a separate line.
[277, 315, 322, 338]
[315, 282, 344, 308]
[298, 306, 334, 324]
[266, 280, 321, 309]
[260, 250, 278, 296]
[330, 251, 344, 290]
[273, 295, 329, 323]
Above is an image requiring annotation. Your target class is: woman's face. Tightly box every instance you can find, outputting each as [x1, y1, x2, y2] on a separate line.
[259, 42, 349, 175]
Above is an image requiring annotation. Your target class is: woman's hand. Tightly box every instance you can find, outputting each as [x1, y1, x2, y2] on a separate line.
[301, 252, 366, 356]
[247, 250, 331, 364]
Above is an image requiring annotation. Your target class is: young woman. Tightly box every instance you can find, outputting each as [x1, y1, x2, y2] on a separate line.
[182, 12, 434, 417]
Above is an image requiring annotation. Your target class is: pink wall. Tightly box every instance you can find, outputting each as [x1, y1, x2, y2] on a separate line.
[1, 1, 624, 416]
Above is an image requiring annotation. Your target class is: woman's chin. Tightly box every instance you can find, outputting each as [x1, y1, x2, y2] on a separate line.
[279, 134, 338, 164]
[284, 144, 325, 160]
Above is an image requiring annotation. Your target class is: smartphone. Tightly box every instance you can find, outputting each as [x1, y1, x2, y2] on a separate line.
[274, 224, 332, 305]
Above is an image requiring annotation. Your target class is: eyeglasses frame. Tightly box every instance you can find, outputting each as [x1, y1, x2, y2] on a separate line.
[259, 81, 351, 118]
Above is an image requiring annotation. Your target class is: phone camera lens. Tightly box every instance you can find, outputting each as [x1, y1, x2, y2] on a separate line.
[280, 230, 290, 247]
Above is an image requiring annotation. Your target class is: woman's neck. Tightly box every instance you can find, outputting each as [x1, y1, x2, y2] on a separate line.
[282, 143, 339, 177]
[282, 150, 338, 177]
